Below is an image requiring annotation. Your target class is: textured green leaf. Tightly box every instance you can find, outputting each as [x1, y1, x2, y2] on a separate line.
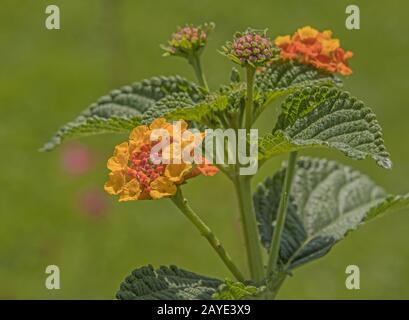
[166, 95, 229, 123]
[141, 91, 198, 124]
[258, 86, 392, 169]
[116, 265, 222, 300]
[41, 76, 203, 151]
[256, 61, 341, 91]
[230, 67, 241, 83]
[254, 60, 341, 116]
[212, 280, 263, 300]
[254, 157, 409, 271]
[143, 90, 236, 129]
[143, 93, 228, 123]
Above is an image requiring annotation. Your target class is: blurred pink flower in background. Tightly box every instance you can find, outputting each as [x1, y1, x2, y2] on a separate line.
[61, 143, 110, 218]
[79, 188, 109, 218]
[61, 142, 94, 176]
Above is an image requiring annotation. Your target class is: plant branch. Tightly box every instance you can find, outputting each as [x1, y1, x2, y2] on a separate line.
[267, 151, 298, 279]
[189, 54, 209, 91]
[171, 188, 245, 282]
[245, 65, 256, 130]
[263, 273, 287, 299]
[233, 175, 264, 282]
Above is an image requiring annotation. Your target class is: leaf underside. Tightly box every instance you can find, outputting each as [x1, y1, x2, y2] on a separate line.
[41, 76, 203, 151]
[258, 86, 392, 169]
[254, 157, 409, 271]
[116, 265, 222, 300]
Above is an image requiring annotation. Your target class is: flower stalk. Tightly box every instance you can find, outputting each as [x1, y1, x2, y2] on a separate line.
[234, 175, 264, 283]
[189, 54, 209, 91]
[245, 65, 256, 130]
[171, 188, 246, 282]
[267, 151, 298, 281]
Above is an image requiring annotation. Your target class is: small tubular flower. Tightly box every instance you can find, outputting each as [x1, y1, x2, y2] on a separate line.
[161, 22, 215, 59]
[104, 118, 218, 201]
[222, 28, 275, 67]
[275, 26, 353, 76]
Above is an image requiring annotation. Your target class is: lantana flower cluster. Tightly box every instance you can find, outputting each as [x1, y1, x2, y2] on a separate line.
[104, 118, 218, 201]
[161, 23, 214, 58]
[222, 29, 275, 67]
[275, 26, 353, 75]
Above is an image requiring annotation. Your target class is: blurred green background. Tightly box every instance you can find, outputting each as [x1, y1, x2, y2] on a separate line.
[1, 0, 408, 299]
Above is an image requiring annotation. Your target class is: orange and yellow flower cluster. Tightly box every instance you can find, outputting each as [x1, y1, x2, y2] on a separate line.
[104, 118, 218, 201]
[275, 26, 353, 76]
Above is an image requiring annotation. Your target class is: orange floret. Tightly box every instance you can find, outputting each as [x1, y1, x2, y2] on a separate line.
[275, 26, 353, 76]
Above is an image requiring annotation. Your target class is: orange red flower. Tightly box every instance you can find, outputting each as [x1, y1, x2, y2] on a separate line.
[275, 26, 353, 76]
[104, 118, 218, 201]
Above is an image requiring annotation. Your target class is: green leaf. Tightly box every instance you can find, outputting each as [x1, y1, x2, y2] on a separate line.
[230, 67, 241, 83]
[141, 91, 198, 124]
[41, 76, 203, 151]
[212, 280, 264, 300]
[256, 61, 341, 91]
[116, 265, 222, 300]
[258, 86, 392, 169]
[254, 60, 341, 116]
[143, 91, 233, 129]
[166, 95, 229, 123]
[254, 157, 409, 271]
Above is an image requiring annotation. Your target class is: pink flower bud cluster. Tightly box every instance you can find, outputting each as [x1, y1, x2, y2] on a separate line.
[170, 27, 207, 50]
[162, 23, 214, 58]
[224, 30, 274, 67]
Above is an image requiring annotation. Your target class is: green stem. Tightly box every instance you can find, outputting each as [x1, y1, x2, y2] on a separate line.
[171, 188, 245, 282]
[245, 65, 256, 130]
[234, 175, 264, 282]
[215, 164, 232, 180]
[189, 54, 209, 91]
[264, 273, 287, 299]
[267, 152, 298, 279]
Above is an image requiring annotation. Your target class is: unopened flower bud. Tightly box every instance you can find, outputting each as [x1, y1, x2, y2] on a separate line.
[222, 28, 274, 67]
[161, 22, 215, 59]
